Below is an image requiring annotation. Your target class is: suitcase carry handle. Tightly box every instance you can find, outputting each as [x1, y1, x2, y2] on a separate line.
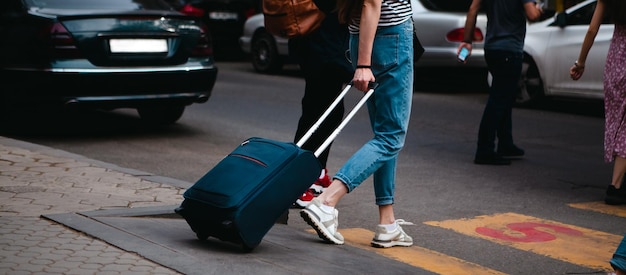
[296, 82, 378, 157]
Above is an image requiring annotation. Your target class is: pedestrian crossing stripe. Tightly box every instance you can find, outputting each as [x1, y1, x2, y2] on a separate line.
[338, 228, 507, 275]
[424, 212, 622, 272]
[568, 202, 626, 218]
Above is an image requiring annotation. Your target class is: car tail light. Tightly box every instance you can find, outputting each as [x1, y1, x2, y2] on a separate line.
[180, 4, 205, 17]
[446, 28, 484, 43]
[44, 22, 81, 59]
[192, 25, 213, 57]
[244, 8, 257, 19]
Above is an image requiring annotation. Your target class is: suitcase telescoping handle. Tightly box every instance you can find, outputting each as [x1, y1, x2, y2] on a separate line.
[296, 81, 378, 157]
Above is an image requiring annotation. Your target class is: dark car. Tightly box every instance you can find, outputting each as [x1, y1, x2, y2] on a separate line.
[166, 0, 260, 57]
[0, 0, 218, 124]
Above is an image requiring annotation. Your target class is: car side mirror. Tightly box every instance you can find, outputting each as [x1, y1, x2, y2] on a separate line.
[555, 12, 567, 28]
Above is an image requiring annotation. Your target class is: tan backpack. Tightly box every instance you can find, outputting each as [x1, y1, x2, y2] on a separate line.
[262, 0, 325, 38]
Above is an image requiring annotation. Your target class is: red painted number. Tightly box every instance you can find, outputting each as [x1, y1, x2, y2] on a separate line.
[476, 222, 583, 242]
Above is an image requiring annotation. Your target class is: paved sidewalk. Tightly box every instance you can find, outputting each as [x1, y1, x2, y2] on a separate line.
[0, 136, 419, 275]
[0, 136, 186, 274]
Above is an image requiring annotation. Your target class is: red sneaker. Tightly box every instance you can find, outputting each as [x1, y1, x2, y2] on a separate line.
[310, 168, 331, 195]
[294, 189, 315, 208]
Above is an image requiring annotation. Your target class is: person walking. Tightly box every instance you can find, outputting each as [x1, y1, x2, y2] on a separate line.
[288, 0, 354, 209]
[299, 0, 415, 248]
[458, 0, 543, 165]
[569, 0, 626, 205]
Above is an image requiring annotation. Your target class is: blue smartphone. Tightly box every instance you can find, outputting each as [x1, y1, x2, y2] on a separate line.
[458, 47, 469, 62]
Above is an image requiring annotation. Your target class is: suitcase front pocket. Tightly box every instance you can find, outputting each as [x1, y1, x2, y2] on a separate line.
[183, 138, 299, 209]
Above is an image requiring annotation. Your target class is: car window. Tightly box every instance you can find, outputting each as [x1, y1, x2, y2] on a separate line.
[24, 0, 173, 10]
[565, 1, 611, 26]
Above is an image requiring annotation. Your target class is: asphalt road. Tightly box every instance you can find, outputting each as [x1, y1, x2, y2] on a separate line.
[1, 61, 620, 274]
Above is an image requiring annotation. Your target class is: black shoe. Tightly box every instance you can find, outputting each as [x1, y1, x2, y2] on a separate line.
[497, 145, 525, 158]
[474, 154, 511, 165]
[605, 185, 626, 205]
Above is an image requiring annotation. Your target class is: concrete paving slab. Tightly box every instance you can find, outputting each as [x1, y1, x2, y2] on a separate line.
[43, 206, 430, 275]
[1, 136, 431, 274]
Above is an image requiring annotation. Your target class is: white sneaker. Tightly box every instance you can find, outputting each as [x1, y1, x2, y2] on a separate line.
[299, 198, 344, 245]
[370, 219, 414, 248]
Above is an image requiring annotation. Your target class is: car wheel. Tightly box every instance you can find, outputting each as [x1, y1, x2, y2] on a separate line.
[251, 31, 283, 74]
[137, 105, 185, 125]
[517, 56, 545, 106]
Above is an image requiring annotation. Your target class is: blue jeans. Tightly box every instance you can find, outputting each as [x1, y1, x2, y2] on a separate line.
[611, 234, 626, 272]
[476, 49, 523, 157]
[335, 19, 413, 206]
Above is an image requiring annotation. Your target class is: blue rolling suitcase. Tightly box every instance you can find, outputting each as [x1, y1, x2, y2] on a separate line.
[175, 83, 375, 251]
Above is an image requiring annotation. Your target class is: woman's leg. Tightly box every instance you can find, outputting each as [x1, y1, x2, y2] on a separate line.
[335, 20, 413, 201]
[316, 179, 348, 207]
[378, 204, 395, 225]
[605, 156, 626, 205]
[611, 156, 626, 189]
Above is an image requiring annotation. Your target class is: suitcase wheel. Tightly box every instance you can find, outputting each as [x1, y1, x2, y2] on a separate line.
[174, 206, 184, 214]
[242, 244, 254, 252]
[196, 232, 210, 241]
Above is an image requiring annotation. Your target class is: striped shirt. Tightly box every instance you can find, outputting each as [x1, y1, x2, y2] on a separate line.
[348, 0, 412, 33]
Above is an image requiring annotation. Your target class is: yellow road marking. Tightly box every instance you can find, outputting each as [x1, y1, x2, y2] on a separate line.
[569, 201, 626, 218]
[307, 228, 507, 274]
[425, 212, 621, 272]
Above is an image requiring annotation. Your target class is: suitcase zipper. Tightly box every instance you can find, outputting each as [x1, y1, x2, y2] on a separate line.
[230, 154, 268, 167]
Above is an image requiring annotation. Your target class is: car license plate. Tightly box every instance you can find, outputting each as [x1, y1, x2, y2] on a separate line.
[208, 11, 238, 20]
[109, 39, 167, 53]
